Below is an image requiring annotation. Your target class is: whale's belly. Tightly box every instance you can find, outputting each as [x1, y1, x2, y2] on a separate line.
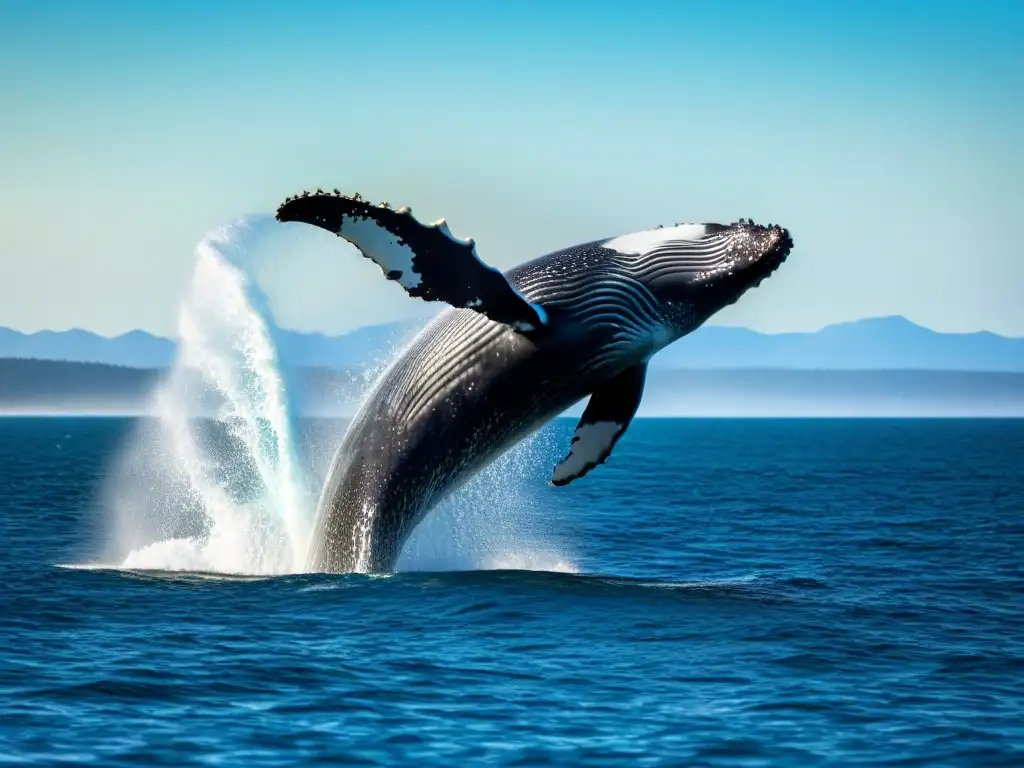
[307, 307, 602, 573]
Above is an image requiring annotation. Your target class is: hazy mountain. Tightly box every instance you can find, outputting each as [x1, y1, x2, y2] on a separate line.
[0, 322, 421, 371]
[657, 316, 1024, 371]
[1, 316, 1022, 372]
[0, 327, 177, 368]
[3, 359, 1022, 418]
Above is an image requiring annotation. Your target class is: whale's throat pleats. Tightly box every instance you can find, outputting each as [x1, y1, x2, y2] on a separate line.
[552, 363, 648, 486]
[276, 191, 549, 333]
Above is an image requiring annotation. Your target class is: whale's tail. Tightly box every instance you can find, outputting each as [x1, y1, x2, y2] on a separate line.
[276, 191, 549, 334]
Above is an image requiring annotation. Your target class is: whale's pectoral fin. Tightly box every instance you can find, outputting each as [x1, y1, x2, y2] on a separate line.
[275, 191, 549, 333]
[551, 363, 648, 487]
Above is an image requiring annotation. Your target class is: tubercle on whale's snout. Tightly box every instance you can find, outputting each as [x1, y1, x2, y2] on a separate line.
[729, 217, 791, 241]
[776, 229, 794, 259]
[696, 218, 793, 297]
[747, 226, 794, 291]
[736, 218, 793, 262]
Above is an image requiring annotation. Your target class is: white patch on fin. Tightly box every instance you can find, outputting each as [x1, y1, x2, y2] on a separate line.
[602, 223, 708, 255]
[340, 214, 423, 290]
[552, 421, 624, 485]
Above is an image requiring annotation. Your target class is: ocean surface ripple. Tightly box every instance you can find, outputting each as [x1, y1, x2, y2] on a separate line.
[1, 417, 1022, 766]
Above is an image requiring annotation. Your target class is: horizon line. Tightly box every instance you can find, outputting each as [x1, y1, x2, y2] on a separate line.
[2, 314, 1022, 342]
[2, 410, 1022, 421]
[4, 359, 1024, 375]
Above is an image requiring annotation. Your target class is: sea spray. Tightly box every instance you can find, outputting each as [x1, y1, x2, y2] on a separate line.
[397, 422, 579, 574]
[105, 216, 316, 575]
[101, 215, 577, 576]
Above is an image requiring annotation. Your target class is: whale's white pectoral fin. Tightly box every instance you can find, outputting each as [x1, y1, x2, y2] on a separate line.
[551, 363, 648, 486]
[275, 190, 549, 333]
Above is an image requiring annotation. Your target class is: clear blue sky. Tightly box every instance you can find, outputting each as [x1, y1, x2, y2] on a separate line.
[2, 0, 1022, 337]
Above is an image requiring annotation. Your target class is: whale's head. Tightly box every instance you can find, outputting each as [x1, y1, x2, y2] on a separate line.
[601, 219, 792, 328]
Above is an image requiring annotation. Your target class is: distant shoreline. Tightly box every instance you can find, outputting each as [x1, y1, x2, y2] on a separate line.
[3, 359, 1023, 418]
[4, 315, 1024, 373]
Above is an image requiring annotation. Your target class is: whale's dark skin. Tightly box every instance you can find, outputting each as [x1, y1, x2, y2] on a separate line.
[276, 191, 793, 573]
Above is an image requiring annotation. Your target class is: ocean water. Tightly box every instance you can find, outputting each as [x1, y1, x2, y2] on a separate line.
[1, 416, 1021, 766]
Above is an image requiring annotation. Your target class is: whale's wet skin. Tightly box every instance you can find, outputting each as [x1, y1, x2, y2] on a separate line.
[276, 192, 793, 573]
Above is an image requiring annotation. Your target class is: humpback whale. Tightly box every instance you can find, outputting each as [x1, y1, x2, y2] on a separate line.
[276, 191, 793, 573]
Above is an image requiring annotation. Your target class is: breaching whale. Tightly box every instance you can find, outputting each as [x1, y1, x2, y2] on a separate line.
[276, 190, 793, 573]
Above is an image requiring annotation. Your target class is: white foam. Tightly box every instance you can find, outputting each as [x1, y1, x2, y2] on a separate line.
[397, 425, 578, 574]
[86, 214, 573, 579]
[482, 552, 580, 574]
[101, 216, 317, 576]
[120, 538, 218, 572]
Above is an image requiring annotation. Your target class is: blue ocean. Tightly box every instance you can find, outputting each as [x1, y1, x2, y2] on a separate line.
[1, 415, 1021, 766]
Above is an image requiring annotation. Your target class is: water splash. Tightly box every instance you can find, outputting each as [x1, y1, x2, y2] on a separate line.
[396, 424, 579, 574]
[99, 215, 577, 577]
[105, 216, 316, 575]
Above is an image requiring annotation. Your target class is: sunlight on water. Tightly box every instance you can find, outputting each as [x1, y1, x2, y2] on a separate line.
[99, 215, 577, 577]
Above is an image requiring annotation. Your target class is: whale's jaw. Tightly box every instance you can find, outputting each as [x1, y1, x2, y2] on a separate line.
[616, 217, 792, 334]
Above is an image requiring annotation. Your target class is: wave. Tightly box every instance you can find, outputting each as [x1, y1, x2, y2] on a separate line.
[56, 561, 801, 603]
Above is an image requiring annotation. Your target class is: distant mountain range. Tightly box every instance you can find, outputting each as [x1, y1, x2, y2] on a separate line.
[3, 359, 1022, 418]
[1, 316, 1022, 372]
[658, 317, 1024, 372]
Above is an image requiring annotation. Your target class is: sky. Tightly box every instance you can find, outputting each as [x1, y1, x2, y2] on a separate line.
[1, 0, 1022, 338]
